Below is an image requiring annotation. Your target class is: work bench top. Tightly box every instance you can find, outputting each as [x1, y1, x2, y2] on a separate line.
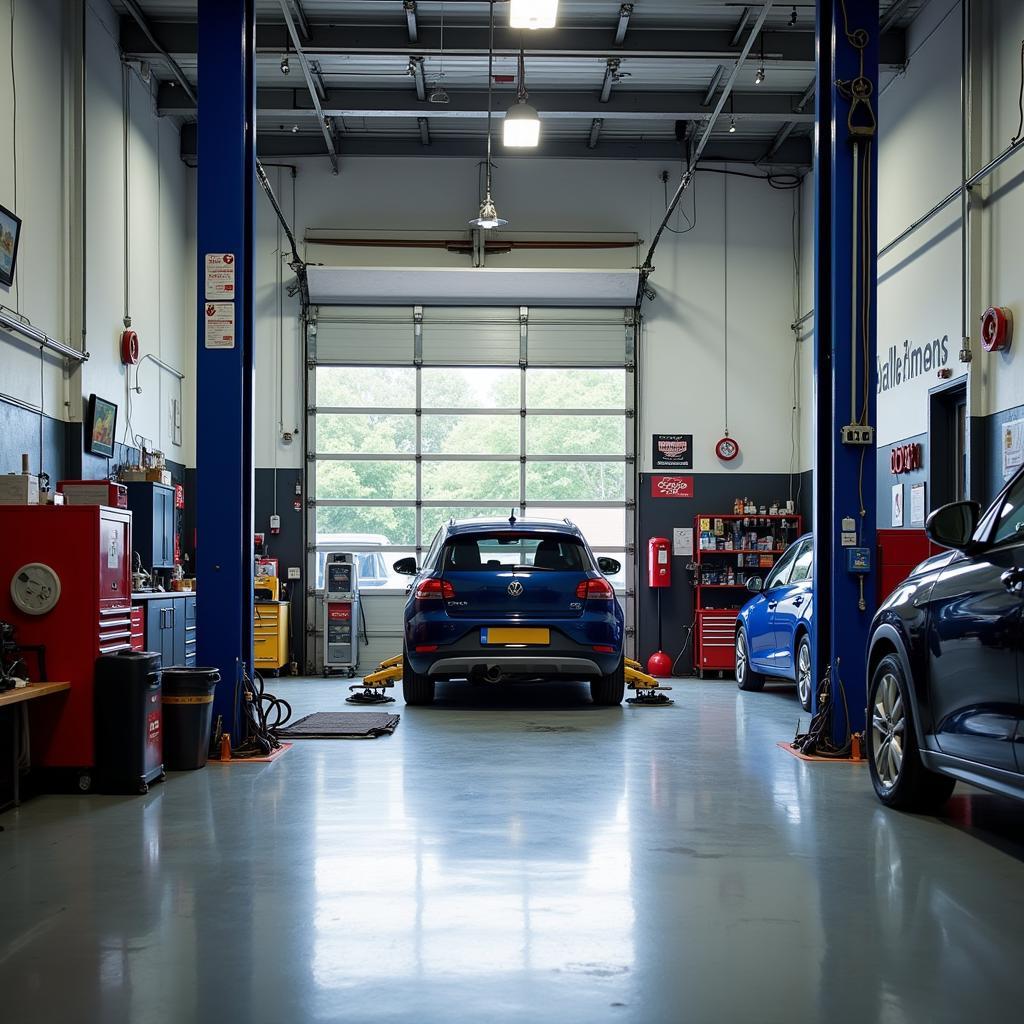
[0, 681, 71, 709]
[131, 591, 196, 601]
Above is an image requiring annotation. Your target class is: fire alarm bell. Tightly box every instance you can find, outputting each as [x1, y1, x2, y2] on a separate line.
[981, 306, 1013, 353]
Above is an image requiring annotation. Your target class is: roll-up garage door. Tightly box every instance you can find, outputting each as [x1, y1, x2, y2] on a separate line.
[307, 305, 636, 671]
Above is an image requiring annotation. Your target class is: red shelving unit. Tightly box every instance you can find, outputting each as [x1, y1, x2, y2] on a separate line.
[693, 512, 803, 678]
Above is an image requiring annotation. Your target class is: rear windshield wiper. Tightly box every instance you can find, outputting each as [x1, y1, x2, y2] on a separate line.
[510, 564, 554, 571]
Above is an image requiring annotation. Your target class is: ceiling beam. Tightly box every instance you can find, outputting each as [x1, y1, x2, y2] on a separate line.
[599, 59, 619, 104]
[588, 118, 602, 149]
[614, 4, 633, 47]
[702, 65, 725, 107]
[417, 116, 430, 146]
[409, 56, 426, 101]
[285, 0, 310, 40]
[121, 20, 909, 70]
[404, 1, 418, 44]
[179, 122, 812, 166]
[731, 8, 752, 46]
[158, 84, 817, 123]
[278, 0, 338, 174]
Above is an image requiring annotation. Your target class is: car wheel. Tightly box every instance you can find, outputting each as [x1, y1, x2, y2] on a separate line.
[867, 654, 955, 811]
[796, 635, 813, 711]
[735, 628, 764, 692]
[402, 649, 436, 706]
[590, 656, 625, 706]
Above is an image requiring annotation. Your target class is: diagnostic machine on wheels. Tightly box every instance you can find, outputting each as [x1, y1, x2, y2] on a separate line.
[323, 552, 360, 677]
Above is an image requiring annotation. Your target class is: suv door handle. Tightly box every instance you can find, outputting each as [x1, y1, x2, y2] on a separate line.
[792, 596, 805, 606]
[767, 601, 778, 610]
[1001, 568, 1024, 594]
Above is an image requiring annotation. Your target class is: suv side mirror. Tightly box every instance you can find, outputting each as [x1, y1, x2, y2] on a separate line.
[746, 576, 764, 593]
[597, 556, 621, 576]
[393, 556, 418, 575]
[926, 501, 981, 551]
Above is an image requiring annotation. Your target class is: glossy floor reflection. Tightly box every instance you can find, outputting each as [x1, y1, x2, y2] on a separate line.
[2, 677, 1024, 1023]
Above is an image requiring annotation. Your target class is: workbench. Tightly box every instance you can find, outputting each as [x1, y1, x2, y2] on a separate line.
[0, 682, 71, 811]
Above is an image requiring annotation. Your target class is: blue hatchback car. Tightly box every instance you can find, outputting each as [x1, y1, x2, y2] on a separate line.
[394, 518, 625, 706]
[734, 534, 814, 710]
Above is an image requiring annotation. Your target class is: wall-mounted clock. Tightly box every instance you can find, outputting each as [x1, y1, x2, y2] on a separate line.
[11, 563, 62, 616]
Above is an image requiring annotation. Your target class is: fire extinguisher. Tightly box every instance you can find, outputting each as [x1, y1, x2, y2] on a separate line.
[647, 537, 673, 677]
[293, 479, 302, 512]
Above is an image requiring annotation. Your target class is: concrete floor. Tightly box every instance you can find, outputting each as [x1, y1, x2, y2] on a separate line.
[2, 677, 1024, 1023]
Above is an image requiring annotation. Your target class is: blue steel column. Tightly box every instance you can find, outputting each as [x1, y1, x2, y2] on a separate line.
[196, 0, 256, 733]
[812, 0, 879, 745]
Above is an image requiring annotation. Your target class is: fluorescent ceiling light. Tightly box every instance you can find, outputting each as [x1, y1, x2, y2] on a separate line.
[510, 0, 559, 30]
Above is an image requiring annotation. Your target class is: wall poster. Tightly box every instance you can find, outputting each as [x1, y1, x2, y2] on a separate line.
[891, 483, 904, 528]
[652, 434, 693, 470]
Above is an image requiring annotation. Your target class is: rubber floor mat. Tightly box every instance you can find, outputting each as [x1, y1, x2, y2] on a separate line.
[277, 712, 400, 739]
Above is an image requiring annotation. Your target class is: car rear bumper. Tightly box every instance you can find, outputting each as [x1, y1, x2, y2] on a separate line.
[426, 654, 605, 679]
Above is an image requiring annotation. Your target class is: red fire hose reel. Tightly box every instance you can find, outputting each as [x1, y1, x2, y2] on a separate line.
[980, 306, 1013, 353]
[120, 329, 141, 365]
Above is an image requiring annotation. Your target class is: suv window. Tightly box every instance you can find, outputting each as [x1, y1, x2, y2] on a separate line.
[992, 476, 1024, 545]
[789, 540, 813, 583]
[764, 541, 801, 590]
[441, 532, 588, 572]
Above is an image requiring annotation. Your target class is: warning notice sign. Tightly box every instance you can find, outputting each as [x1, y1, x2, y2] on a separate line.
[205, 252, 236, 300]
[204, 302, 235, 349]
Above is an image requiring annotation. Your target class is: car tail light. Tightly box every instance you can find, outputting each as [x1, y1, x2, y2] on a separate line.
[576, 577, 615, 600]
[592, 644, 616, 653]
[414, 578, 455, 600]
[415, 644, 438, 653]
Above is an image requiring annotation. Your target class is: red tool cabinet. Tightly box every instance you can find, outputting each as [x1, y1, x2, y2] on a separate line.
[693, 512, 802, 678]
[0, 505, 132, 775]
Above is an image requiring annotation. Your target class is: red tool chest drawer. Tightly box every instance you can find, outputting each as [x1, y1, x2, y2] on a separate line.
[697, 610, 738, 673]
[130, 606, 145, 651]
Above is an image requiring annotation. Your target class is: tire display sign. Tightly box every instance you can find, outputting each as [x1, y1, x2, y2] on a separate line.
[650, 475, 693, 499]
[652, 433, 693, 469]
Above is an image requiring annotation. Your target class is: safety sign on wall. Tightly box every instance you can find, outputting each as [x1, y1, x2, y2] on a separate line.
[650, 474, 693, 499]
[652, 434, 693, 470]
[204, 302, 236, 349]
[205, 252, 236, 300]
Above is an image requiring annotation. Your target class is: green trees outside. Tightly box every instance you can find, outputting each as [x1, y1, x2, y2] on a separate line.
[314, 366, 627, 545]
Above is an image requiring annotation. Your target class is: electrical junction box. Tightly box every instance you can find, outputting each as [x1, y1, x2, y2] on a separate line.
[841, 424, 875, 446]
[323, 552, 360, 675]
[847, 547, 871, 573]
[287, 566, 301, 580]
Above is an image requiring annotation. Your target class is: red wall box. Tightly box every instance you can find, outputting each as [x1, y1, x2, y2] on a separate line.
[0, 505, 132, 771]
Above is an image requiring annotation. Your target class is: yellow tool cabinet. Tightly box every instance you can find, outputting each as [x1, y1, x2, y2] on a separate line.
[254, 601, 289, 675]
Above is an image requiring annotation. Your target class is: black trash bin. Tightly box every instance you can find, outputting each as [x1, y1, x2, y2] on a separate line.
[161, 667, 220, 770]
[95, 651, 165, 794]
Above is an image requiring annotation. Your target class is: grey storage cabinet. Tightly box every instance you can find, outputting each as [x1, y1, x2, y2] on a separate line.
[184, 595, 197, 667]
[125, 482, 176, 570]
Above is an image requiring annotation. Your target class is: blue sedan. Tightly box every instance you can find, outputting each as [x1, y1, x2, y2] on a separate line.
[734, 534, 814, 710]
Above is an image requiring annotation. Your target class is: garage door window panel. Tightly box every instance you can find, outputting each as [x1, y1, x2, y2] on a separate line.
[421, 414, 520, 455]
[316, 414, 417, 455]
[420, 368, 520, 409]
[421, 461, 520, 501]
[316, 366, 416, 408]
[315, 506, 417, 548]
[526, 368, 626, 409]
[315, 460, 416, 501]
[526, 462, 626, 502]
[526, 415, 626, 457]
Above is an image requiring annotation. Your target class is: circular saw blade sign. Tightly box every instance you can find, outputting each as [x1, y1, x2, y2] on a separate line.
[715, 436, 740, 462]
[980, 306, 1012, 353]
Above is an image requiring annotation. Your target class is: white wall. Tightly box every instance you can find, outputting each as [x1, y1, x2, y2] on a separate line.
[253, 155, 802, 478]
[0, 0, 194, 470]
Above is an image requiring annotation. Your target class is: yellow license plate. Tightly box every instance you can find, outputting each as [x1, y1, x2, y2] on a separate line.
[481, 627, 550, 645]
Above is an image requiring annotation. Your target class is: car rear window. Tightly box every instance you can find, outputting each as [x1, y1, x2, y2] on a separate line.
[441, 532, 589, 572]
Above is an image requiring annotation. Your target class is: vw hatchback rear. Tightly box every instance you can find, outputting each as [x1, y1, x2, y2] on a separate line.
[396, 519, 625, 706]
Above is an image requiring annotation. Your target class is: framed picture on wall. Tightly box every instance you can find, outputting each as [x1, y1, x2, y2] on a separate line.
[0, 203, 22, 288]
[85, 394, 118, 459]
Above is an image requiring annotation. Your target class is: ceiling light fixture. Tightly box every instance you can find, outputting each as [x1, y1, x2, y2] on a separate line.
[510, 0, 559, 30]
[755, 32, 766, 85]
[280, 55, 290, 74]
[789, 6, 798, 26]
[504, 50, 540, 147]
[470, 0, 507, 229]
[728, 92, 736, 133]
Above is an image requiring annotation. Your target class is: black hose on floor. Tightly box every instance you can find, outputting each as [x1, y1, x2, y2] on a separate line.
[231, 668, 293, 758]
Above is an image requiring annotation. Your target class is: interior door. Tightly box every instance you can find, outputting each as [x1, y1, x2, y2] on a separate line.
[771, 538, 813, 676]
[927, 480, 1024, 771]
